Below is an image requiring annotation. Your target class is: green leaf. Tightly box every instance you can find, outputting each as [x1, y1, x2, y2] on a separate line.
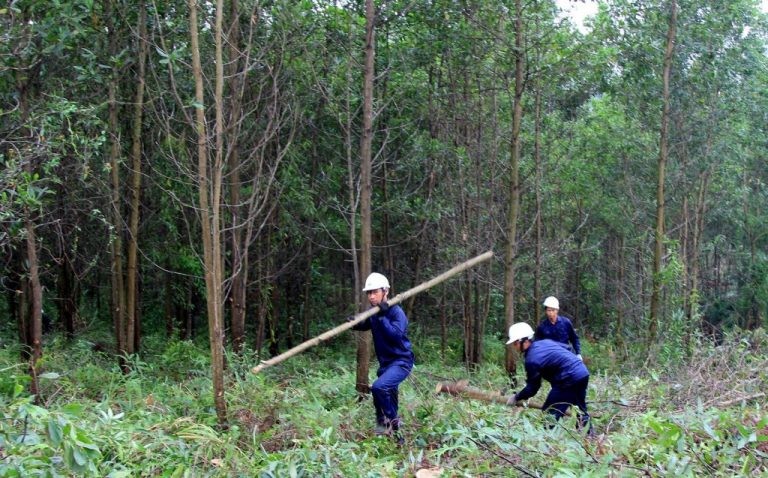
[169, 465, 187, 478]
[61, 403, 85, 416]
[47, 420, 63, 447]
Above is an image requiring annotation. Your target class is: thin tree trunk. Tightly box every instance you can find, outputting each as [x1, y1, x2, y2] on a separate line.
[57, 255, 77, 339]
[164, 270, 174, 337]
[533, 77, 543, 321]
[462, 277, 474, 367]
[125, 3, 148, 356]
[355, 0, 375, 396]
[616, 235, 627, 357]
[190, 0, 227, 425]
[649, 0, 677, 345]
[404, 168, 436, 320]
[504, 0, 524, 380]
[440, 288, 447, 360]
[689, 169, 709, 320]
[16, 276, 30, 360]
[227, 0, 247, 353]
[405, 66, 439, 319]
[15, 26, 42, 395]
[7, 265, 21, 351]
[255, 206, 276, 358]
[107, 0, 128, 366]
[212, 0, 228, 425]
[24, 218, 43, 397]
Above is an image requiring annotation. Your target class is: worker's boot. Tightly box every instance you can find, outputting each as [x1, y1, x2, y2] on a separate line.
[373, 421, 389, 436]
[390, 417, 404, 445]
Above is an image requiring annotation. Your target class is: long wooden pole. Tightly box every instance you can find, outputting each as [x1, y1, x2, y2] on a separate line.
[435, 380, 535, 409]
[436, 380, 601, 418]
[251, 250, 493, 374]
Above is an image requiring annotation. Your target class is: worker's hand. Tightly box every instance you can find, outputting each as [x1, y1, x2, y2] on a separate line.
[346, 315, 356, 322]
[506, 394, 524, 406]
[576, 354, 583, 361]
[379, 301, 389, 312]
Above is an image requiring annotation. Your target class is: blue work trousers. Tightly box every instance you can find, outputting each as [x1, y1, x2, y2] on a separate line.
[372, 362, 411, 426]
[542, 376, 591, 431]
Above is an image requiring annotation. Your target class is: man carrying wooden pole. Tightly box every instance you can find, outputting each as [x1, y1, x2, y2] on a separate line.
[251, 250, 493, 374]
[350, 272, 413, 440]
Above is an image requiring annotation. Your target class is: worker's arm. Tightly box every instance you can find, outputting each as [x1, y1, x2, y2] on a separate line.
[514, 364, 542, 401]
[567, 320, 581, 355]
[376, 305, 408, 340]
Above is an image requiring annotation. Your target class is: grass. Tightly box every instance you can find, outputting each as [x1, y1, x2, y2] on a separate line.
[1, 328, 767, 477]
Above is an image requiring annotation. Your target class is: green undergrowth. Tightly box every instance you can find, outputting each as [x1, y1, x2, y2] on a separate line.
[1, 329, 767, 477]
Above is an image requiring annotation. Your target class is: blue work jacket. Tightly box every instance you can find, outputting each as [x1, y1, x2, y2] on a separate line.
[515, 339, 589, 401]
[353, 304, 414, 368]
[535, 315, 581, 354]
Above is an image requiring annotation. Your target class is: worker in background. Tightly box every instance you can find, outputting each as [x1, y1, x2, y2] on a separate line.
[536, 296, 582, 361]
[506, 322, 592, 433]
[351, 272, 414, 440]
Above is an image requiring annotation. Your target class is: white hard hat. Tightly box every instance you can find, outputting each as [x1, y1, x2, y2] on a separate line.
[543, 296, 559, 309]
[362, 272, 390, 292]
[506, 322, 534, 344]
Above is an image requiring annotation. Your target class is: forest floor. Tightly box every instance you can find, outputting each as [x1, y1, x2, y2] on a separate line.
[1, 326, 767, 477]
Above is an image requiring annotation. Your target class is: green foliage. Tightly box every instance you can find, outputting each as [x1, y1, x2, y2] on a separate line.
[1, 328, 767, 476]
[0, 378, 103, 476]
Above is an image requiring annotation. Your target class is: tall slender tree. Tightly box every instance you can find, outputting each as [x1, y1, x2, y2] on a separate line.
[355, 0, 376, 395]
[125, 3, 148, 356]
[649, 0, 677, 344]
[503, 0, 525, 380]
[189, 0, 227, 425]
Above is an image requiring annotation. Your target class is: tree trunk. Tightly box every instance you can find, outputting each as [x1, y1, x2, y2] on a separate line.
[6, 265, 21, 350]
[190, 0, 227, 426]
[504, 0, 524, 381]
[15, 29, 42, 396]
[405, 66, 439, 319]
[355, 0, 376, 396]
[533, 76, 543, 322]
[226, 0, 247, 353]
[255, 236, 268, 357]
[106, 0, 128, 368]
[615, 235, 627, 357]
[164, 270, 174, 337]
[649, 0, 677, 345]
[689, 169, 709, 321]
[462, 277, 474, 367]
[471, 274, 489, 366]
[440, 288, 447, 360]
[24, 218, 43, 397]
[125, 3, 148, 357]
[56, 255, 78, 339]
[16, 275, 30, 360]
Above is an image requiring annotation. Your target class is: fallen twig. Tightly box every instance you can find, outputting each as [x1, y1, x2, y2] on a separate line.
[714, 392, 765, 408]
[467, 437, 539, 478]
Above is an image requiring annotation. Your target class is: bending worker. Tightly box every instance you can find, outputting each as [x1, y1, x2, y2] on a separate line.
[507, 322, 591, 432]
[536, 296, 582, 361]
[352, 272, 414, 438]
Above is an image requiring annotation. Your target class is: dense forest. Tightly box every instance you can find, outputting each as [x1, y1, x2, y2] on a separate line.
[2, 0, 767, 475]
